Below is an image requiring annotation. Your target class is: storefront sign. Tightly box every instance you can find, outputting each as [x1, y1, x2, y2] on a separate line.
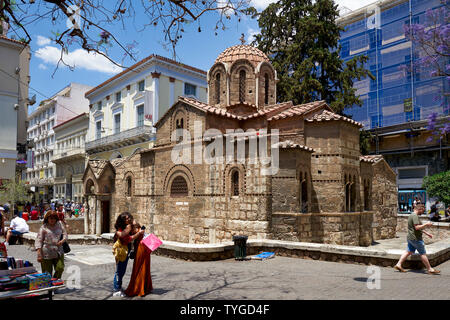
[398, 189, 426, 213]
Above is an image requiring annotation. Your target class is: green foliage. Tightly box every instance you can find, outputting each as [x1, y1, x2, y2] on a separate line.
[253, 0, 373, 115]
[359, 130, 372, 155]
[422, 170, 450, 206]
[0, 174, 30, 210]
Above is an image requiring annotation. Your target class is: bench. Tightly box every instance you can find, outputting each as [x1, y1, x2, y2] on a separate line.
[8, 234, 24, 245]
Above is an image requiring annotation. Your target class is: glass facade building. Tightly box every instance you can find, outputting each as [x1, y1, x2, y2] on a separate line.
[339, 0, 449, 130]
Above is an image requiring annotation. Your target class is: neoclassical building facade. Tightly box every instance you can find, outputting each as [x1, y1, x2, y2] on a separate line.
[83, 45, 398, 246]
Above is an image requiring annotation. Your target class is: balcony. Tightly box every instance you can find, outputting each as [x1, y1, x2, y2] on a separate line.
[28, 177, 54, 186]
[52, 147, 86, 163]
[85, 125, 155, 154]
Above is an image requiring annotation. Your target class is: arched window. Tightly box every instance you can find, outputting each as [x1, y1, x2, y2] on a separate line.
[239, 70, 246, 103]
[345, 174, 350, 212]
[264, 73, 269, 105]
[364, 179, 371, 211]
[170, 176, 188, 197]
[351, 175, 357, 212]
[176, 118, 184, 129]
[126, 176, 132, 196]
[300, 172, 308, 213]
[232, 171, 239, 196]
[175, 116, 184, 141]
[215, 73, 221, 104]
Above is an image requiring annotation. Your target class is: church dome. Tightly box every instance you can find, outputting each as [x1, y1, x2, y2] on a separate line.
[215, 45, 270, 67]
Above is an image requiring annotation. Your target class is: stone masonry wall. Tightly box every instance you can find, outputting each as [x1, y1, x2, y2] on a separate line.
[271, 212, 374, 246]
[372, 160, 398, 240]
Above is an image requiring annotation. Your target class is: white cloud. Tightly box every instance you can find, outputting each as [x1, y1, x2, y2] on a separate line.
[250, 0, 277, 10]
[334, 0, 377, 11]
[36, 35, 51, 47]
[35, 46, 123, 74]
[38, 63, 47, 70]
[247, 27, 259, 44]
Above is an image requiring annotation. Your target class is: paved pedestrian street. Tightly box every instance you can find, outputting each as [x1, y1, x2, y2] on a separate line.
[4, 243, 450, 301]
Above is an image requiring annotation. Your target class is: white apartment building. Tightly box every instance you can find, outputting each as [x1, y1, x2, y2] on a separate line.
[26, 83, 93, 203]
[84, 54, 207, 160]
[0, 33, 30, 181]
[52, 113, 89, 203]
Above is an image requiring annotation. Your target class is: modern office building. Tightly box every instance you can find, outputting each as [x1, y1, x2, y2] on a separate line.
[52, 113, 89, 203]
[84, 54, 207, 161]
[338, 0, 449, 211]
[26, 83, 92, 202]
[0, 32, 31, 181]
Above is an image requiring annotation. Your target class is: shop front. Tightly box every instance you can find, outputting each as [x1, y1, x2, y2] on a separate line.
[398, 189, 427, 213]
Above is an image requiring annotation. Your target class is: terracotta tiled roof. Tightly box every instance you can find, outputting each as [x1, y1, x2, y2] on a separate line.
[240, 101, 294, 120]
[155, 96, 242, 128]
[306, 109, 364, 127]
[110, 157, 127, 168]
[272, 140, 315, 152]
[215, 45, 270, 67]
[360, 155, 383, 163]
[88, 159, 109, 179]
[267, 101, 328, 121]
[85, 54, 206, 98]
[179, 96, 242, 119]
[0, 35, 27, 46]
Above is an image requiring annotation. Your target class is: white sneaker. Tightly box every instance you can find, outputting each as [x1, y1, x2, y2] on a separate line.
[112, 290, 125, 297]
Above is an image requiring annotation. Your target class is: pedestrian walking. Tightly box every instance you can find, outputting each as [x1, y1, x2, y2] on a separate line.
[35, 210, 68, 280]
[65, 201, 72, 218]
[112, 212, 144, 297]
[394, 204, 440, 274]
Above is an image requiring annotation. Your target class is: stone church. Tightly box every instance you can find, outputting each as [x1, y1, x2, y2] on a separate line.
[82, 45, 398, 246]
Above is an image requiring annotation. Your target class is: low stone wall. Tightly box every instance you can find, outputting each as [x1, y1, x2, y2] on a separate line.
[22, 218, 85, 234]
[271, 211, 374, 247]
[396, 214, 450, 244]
[153, 240, 449, 269]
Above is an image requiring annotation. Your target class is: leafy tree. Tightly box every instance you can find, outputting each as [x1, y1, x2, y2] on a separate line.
[422, 170, 450, 206]
[0, 0, 251, 67]
[0, 174, 30, 220]
[252, 0, 374, 115]
[359, 130, 372, 155]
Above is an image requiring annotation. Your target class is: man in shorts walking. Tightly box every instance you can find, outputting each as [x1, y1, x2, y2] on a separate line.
[394, 204, 440, 274]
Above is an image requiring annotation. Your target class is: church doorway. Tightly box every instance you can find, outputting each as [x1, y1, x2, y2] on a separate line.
[101, 200, 110, 233]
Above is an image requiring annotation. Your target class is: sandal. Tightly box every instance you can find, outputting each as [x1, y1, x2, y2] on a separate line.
[394, 265, 406, 272]
[427, 269, 441, 275]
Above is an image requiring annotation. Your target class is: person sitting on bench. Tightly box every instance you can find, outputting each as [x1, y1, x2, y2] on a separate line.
[5, 212, 29, 245]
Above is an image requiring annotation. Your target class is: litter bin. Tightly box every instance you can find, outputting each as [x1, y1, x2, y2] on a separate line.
[232, 235, 248, 260]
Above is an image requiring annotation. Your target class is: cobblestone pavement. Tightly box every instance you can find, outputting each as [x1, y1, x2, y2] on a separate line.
[3, 242, 450, 301]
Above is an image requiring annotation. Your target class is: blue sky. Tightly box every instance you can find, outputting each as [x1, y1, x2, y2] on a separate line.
[24, 0, 375, 114]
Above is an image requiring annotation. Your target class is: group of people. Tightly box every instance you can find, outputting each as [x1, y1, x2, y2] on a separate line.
[112, 212, 153, 298]
[1, 201, 85, 223]
[427, 201, 450, 222]
[1, 205, 153, 297]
